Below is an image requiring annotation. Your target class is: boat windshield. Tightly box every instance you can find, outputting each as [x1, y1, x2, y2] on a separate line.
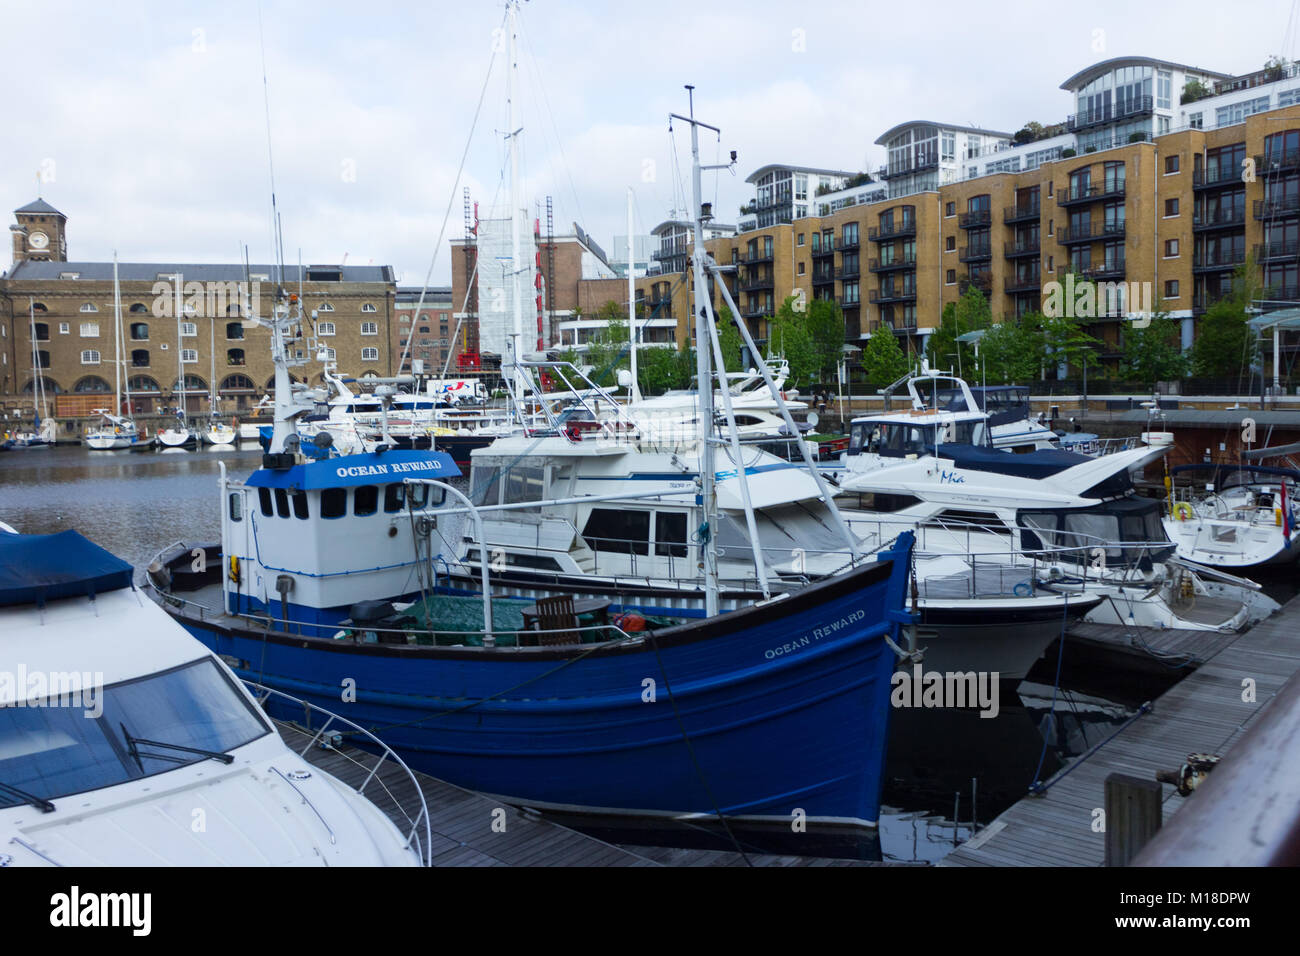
[1017, 498, 1172, 564]
[849, 418, 990, 456]
[0, 657, 269, 807]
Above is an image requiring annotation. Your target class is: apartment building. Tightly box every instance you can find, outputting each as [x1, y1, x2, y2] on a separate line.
[612, 55, 1300, 376]
[1, 200, 398, 409]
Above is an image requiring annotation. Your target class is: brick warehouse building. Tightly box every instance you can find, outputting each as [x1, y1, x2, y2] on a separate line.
[1, 200, 398, 416]
[608, 55, 1300, 381]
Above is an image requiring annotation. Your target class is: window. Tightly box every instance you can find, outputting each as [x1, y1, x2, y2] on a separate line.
[181, 322, 197, 337]
[131, 349, 149, 368]
[318, 322, 335, 336]
[181, 349, 198, 364]
[274, 488, 290, 519]
[656, 512, 688, 558]
[320, 347, 336, 360]
[1047, 255, 1054, 273]
[1189, 112, 1203, 130]
[361, 321, 378, 335]
[383, 484, 405, 513]
[226, 322, 244, 340]
[361, 347, 378, 361]
[79, 303, 98, 313]
[320, 488, 347, 519]
[946, 269, 956, 285]
[80, 350, 101, 365]
[1164, 154, 1180, 174]
[130, 322, 148, 340]
[226, 349, 245, 366]
[797, 262, 805, 276]
[361, 303, 377, 313]
[354, 485, 378, 516]
[229, 494, 242, 523]
[583, 508, 650, 555]
[945, 236, 956, 252]
[945, 202, 955, 217]
[292, 491, 309, 520]
[1164, 198, 1179, 217]
[1164, 239, 1179, 258]
[78, 321, 99, 337]
[56, 323, 68, 335]
[797, 233, 805, 246]
[318, 303, 334, 312]
[1216, 96, 1271, 127]
[258, 487, 274, 517]
[1164, 280, 1179, 298]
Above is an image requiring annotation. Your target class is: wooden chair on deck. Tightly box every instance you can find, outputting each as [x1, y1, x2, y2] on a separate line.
[535, 594, 581, 646]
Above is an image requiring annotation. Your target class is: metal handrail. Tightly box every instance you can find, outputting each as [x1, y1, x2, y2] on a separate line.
[244, 681, 432, 866]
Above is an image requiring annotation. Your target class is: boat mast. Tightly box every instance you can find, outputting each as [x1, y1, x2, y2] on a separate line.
[111, 253, 122, 418]
[173, 274, 186, 424]
[627, 187, 641, 403]
[29, 298, 47, 422]
[676, 86, 720, 616]
[506, 0, 529, 422]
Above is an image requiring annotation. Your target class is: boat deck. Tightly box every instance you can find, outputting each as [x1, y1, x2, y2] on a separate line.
[940, 595, 1300, 866]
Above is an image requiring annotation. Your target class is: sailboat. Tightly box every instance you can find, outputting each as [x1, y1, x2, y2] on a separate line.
[85, 254, 141, 450]
[157, 274, 196, 448]
[12, 299, 57, 448]
[202, 314, 236, 445]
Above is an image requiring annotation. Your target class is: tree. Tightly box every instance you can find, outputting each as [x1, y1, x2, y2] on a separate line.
[583, 300, 630, 387]
[805, 297, 846, 385]
[926, 288, 990, 374]
[715, 307, 744, 373]
[860, 327, 910, 387]
[637, 344, 692, 395]
[1190, 259, 1263, 379]
[768, 296, 818, 387]
[977, 315, 1043, 384]
[1120, 312, 1189, 387]
[1013, 121, 1045, 145]
[1039, 311, 1102, 378]
[1181, 78, 1212, 104]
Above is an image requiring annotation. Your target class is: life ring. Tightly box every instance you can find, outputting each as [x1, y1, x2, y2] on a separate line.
[1173, 501, 1195, 522]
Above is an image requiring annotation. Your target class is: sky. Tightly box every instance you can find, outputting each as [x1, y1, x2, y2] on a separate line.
[3, 0, 1297, 286]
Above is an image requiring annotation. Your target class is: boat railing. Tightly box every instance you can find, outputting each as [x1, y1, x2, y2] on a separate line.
[241, 680, 433, 867]
[1169, 482, 1292, 526]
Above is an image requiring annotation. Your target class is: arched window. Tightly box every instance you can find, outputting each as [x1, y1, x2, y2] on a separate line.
[220, 374, 255, 393]
[130, 322, 149, 340]
[128, 376, 161, 393]
[226, 303, 243, 316]
[227, 348, 245, 366]
[131, 349, 150, 368]
[226, 322, 244, 340]
[129, 303, 149, 313]
[264, 374, 299, 390]
[80, 302, 99, 313]
[361, 303, 377, 313]
[317, 303, 334, 312]
[23, 375, 62, 394]
[74, 376, 111, 393]
[171, 374, 207, 393]
[31, 303, 48, 313]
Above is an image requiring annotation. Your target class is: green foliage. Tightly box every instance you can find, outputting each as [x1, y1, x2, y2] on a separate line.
[636, 344, 694, 395]
[1190, 300, 1254, 378]
[1181, 78, 1212, 104]
[926, 289, 990, 374]
[1039, 310, 1102, 376]
[978, 315, 1043, 384]
[582, 300, 631, 387]
[768, 296, 818, 387]
[1120, 313, 1189, 386]
[860, 326, 910, 387]
[804, 297, 846, 385]
[715, 307, 743, 373]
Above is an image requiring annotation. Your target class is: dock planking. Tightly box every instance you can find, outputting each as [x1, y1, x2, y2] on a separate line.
[273, 721, 889, 866]
[941, 595, 1300, 867]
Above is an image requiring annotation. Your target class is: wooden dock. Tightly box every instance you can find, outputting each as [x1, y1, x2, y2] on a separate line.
[941, 595, 1300, 867]
[275, 722, 886, 867]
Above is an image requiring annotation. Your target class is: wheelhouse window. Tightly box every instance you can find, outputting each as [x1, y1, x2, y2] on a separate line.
[354, 485, 378, 516]
[320, 488, 347, 519]
[258, 487, 274, 517]
[582, 508, 650, 555]
[655, 512, 688, 558]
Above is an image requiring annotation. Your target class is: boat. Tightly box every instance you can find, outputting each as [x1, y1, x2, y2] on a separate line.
[0, 525, 427, 866]
[1164, 461, 1300, 570]
[204, 414, 237, 446]
[147, 69, 917, 836]
[14, 298, 56, 448]
[835, 372, 1280, 635]
[85, 255, 142, 450]
[157, 415, 197, 448]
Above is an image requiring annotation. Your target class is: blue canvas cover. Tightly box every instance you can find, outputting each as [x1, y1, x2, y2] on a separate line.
[937, 442, 1090, 479]
[0, 529, 134, 606]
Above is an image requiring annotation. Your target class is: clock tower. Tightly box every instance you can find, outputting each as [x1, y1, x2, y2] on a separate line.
[11, 198, 68, 265]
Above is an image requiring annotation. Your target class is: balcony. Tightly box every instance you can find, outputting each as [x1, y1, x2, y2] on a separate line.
[1005, 272, 1041, 294]
[1256, 149, 1300, 175]
[652, 247, 687, 262]
[1058, 221, 1126, 244]
[959, 243, 992, 263]
[868, 220, 916, 242]
[958, 274, 992, 296]
[1066, 95, 1153, 132]
[811, 240, 835, 258]
[839, 234, 861, 252]
[1004, 239, 1041, 258]
[958, 209, 992, 229]
[811, 269, 836, 286]
[835, 263, 861, 280]
[738, 272, 773, 293]
[869, 286, 917, 304]
[1254, 196, 1300, 220]
[741, 304, 774, 320]
[647, 294, 673, 311]
[1004, 202, 1041, 224]
[744, 249, 775, 264]
[869, 254, 918, 273]
[1192, 248, 1247, 272]
[872, 318, 917, 334]
[1057, 180, 1126, 207]
[1195, 206, 1248, 229]
[880, 156, 939, 181]
[1193, 165, 1244, 190]
[836, 295, 862, 310]
[1254, 241, 1300, 262]
[1079, 260, 1126, 281]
